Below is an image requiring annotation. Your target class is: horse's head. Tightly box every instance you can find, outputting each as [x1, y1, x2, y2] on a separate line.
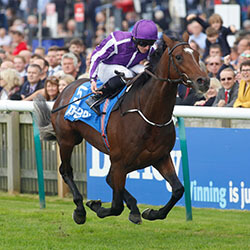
[160, 32, 210, 93]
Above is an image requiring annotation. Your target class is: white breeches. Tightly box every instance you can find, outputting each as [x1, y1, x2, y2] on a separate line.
[98, 63, 145, 83]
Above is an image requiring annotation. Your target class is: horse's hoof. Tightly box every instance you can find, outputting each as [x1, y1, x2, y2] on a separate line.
[86, 200, 102, 212]
[72, 209, 86, 225]
[142, 208, 158, 221]
[129, 213, 142, 225]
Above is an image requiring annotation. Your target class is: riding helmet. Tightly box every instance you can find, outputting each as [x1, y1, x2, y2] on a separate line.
[131, 19, 158, 41]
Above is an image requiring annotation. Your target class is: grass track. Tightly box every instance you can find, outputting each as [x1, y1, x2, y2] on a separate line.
[0, 192, 249, 250]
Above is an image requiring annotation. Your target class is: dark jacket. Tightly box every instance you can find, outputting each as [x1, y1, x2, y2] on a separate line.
[176, 85, 203, 106]
[190, 15, 234, 60]
[202, 36, 231, 60]
[212, 82, 239, 107]
[20, 80, 44, 98]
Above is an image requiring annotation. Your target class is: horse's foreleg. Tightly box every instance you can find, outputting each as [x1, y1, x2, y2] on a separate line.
[106, 170, 141, 224]
[87, 167, 125, 219]
[59, 143, 86, 224]
[142, 155, 184, 221]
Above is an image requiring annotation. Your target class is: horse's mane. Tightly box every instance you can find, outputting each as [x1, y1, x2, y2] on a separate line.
[128, 32, 183, 92]
[148, 31, 183, 71]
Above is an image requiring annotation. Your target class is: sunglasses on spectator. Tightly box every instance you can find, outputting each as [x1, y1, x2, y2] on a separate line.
[209, 62, 220, 66]
[221, 77, 233, 81]
[136, 39, 155, 47]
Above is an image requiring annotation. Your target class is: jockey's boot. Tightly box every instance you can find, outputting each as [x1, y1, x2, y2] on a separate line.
[86, 76, 125, 115]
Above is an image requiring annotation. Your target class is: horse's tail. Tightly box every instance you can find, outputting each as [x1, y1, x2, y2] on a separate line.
[33, 95, 56, 141]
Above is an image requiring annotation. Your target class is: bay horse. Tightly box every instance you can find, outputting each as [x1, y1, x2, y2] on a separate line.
[34, 32, 209, 225]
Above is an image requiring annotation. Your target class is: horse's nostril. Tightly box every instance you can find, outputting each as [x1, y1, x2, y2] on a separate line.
[197, 77, 210, 92]
[197, 78, 204, 85]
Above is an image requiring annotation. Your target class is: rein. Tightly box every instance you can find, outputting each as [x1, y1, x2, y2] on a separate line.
[123, 41, 191, 127]
[145, 42, 192, 86]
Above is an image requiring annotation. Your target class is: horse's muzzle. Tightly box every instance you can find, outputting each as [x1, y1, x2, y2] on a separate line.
[196, 77, 210, 93]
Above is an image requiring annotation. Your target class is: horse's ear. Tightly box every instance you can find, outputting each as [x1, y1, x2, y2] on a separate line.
[163, 33, 174, 47]
[182, 31, 189, 42]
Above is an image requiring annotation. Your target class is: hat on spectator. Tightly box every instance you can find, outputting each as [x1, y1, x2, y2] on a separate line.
[11, 26, 24, 36]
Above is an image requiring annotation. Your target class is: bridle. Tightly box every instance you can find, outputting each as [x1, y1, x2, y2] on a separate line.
[144, 41, 193, 87]
[123, 41, 193, 127]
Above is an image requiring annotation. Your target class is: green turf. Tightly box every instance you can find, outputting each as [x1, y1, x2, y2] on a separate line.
[0, 192, 249, 250]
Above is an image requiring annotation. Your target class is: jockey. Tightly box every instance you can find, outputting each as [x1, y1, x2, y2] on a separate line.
[86, 19, 158, 115]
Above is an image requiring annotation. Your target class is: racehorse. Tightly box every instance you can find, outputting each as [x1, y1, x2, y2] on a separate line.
[34, 32, 209, 225]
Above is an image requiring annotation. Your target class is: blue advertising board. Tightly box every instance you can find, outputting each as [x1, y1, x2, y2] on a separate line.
[86, 127, 250, 210]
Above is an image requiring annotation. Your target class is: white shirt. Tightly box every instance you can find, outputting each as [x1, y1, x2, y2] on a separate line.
[0, 35, 11, 47]
[48, 65, 61, 76]
[0, 89, 8, 100]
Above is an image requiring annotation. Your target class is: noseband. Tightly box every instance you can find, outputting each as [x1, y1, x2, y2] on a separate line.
[145, 41, 192, 86]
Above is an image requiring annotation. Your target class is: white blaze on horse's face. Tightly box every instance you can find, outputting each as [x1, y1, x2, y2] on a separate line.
[184, 48, 193, 55]
[183, 47, 199, 67]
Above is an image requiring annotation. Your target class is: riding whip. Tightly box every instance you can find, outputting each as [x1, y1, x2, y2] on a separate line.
[51, 91, 94, 113]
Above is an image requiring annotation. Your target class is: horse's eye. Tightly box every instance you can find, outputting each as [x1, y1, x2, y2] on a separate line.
[175, 55, 182, 61]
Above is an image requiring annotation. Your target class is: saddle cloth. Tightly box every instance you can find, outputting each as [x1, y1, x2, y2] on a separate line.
[64, 80, 125, 146]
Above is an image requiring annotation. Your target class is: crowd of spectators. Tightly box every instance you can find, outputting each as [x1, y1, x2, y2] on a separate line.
[0, 1, 250, 108]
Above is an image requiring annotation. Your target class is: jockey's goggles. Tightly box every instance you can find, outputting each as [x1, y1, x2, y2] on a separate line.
[135, 39, 155, 47]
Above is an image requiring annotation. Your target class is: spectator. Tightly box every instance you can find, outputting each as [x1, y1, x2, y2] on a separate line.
[65, 18, 76, 37]
[154, 9, 170, 32]
[194, 77, 221, 106]
[29, 53, 42, 64]
[33, 57, 49, 85]
[26, 14, 38, 46]
[206, 55, 223, 78]
[58, 74, 75, 93]
[203, 27, 231, 60]
[231, 36, 250, 67]
[0, 12, 8, 30]
[0, 27, 11, 47]
[0, 68, 22, 100]
[208, 44, 223, 58]
[10, 26, 28, 56]
[0, 60, 14, 70]
[187, 13, 236, 61]
[215, 54, 235, 80]
[236, 49, 250, 71]
[236, 36, 250, 56]
[188, 20, 206, 52]
[5, 7, 17, 28]
[78, 52, 92, 79]
[13, 55, 26, 83]
[0, 49, 7, 61]
[34, 47, 46, 58]
[44, 76, 60, 101]
[56, 47, 69, 66]
[84, 0, 102, 32]
[68, 38, 86, 74]
[20, 64, 43, 99]
[189, 40, 203, 56]
[47, 46, 61, 76]
[212, 67, 239, 107]
[60, 52, 78, 79]
[18, 50, 32, 66]
[176, 84, 203, 106]
[233, 60, 250, 108]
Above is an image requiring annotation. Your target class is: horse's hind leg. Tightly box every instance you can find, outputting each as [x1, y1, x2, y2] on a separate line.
[142, 155, 184, 221]
[59, 141, 86, 224]
[86, 165, 126, 219]
[105, 170, 141, 224]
